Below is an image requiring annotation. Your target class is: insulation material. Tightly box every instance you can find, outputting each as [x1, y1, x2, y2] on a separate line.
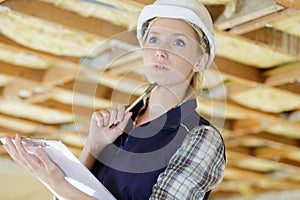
[0, 99, 74, 124]
[0, 115, 39, 134]
[273, 14, 300, 38]
[38, 0, 141, 29]
[236, 156, 283, 172]
[202, 69, 228, 89]
[0, 45, 48, 69]
[0, 6, 106, 57]
[197, 98, 246, 119]
[78, 71, 146, 96]
[230, 87, 300, 113]
[0, 74, 12, 87]
[215, 31, 296, 68]
[200, 0, 234, 5]
[51, 88, 112, 109]
[266, 123, 300, 139]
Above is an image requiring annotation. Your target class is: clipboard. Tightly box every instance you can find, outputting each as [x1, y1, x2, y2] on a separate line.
[1, 137, 116, 200]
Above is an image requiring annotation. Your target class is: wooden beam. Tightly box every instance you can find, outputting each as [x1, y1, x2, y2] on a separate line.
[214, 56, 264, 82]
[0, 61, 45, 82]
[244, 27, 300, 59]
[215, 0, 285, 30]
[264, 62, 300, 86]
[229, 8, 299, 35]
[232, 119, 263, 133]
[275, 0, 300, 9]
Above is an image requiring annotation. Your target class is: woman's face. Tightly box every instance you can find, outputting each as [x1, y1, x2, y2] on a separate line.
[143, 18, 204, 87]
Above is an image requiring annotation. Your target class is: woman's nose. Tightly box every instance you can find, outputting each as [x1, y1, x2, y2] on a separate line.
[156, 47, 168, 59]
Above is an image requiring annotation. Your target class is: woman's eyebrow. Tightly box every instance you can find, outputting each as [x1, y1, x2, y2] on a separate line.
[148, 31, 188, 39]
[172, 33, 189, 39]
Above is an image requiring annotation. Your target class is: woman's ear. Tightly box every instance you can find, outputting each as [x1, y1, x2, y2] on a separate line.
[193, 53, 208, 72]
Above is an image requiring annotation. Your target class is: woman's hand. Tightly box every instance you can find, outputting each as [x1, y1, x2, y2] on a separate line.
[86, 105, 132, 155]
[2, 134, 65, 188]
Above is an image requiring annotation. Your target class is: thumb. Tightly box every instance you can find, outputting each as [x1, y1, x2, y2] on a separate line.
[118, 112, 132, 130]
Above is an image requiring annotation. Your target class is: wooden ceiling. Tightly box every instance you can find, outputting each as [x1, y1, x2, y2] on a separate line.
[0, 0, 300, 199]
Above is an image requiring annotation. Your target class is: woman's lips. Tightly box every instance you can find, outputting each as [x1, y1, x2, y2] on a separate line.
[153, 64, 169, 71]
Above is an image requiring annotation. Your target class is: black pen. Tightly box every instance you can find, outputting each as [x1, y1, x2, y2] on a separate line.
[108, 82, 158, 129]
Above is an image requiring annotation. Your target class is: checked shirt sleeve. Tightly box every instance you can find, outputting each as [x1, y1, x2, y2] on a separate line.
[149, 125, 226, 200]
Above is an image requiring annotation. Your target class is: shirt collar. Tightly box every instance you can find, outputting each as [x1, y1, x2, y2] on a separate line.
[133, 98, 197, 133]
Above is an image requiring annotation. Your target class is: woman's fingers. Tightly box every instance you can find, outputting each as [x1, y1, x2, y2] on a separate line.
[109, 108, 118, 127]
[3, 135, 27, 166]
[13, 134, 44, 172]
[94, 105, 127, 129]
[116, 105, 126, 123]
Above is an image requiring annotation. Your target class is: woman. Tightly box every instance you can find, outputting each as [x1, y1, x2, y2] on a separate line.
[2, 0, 225, 199]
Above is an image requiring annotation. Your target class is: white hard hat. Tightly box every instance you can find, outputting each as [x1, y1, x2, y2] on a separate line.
[137, 0, 216, 68]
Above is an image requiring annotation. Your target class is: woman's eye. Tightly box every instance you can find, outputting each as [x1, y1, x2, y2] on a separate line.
[174, 39, 185, 47]
[149, 37, 159, 44]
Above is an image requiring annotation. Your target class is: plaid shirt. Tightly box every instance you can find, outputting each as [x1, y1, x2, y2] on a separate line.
[150, 125, 226, 200]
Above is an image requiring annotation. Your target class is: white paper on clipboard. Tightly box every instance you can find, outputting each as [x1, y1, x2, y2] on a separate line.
[1, 138, 116, 200]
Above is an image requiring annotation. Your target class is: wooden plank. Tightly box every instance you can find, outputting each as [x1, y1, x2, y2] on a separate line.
[215, 0, 285, 30]
[275, 0, 300, 9]
[229, 8, 299, 35]
[231, 119, 262, 133]
[264, 62, 300, 86]
[214, 56, 264, 82]
[0, 61, 45, 82]
[244, 27, 300, 58]
[276, 82, 300, 95]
